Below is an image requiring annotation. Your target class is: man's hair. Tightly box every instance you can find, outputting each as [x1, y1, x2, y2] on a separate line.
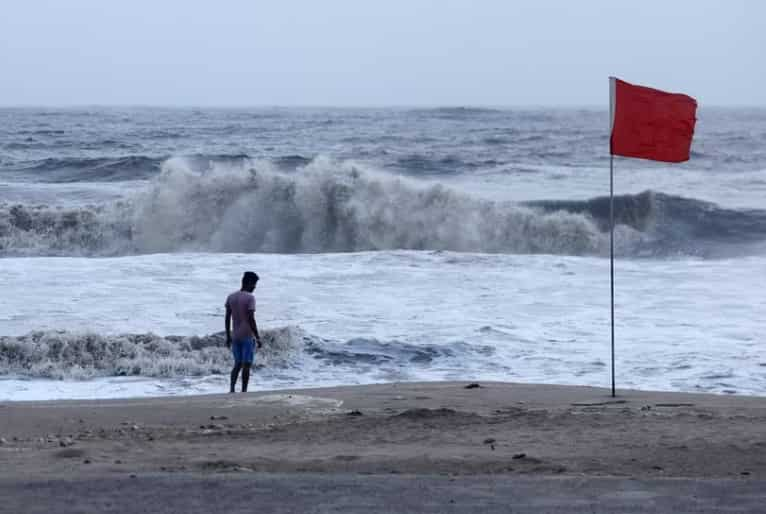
[242, 271, 259, 286]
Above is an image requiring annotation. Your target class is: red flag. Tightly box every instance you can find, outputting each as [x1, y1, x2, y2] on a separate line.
[609, 77, 697, 163]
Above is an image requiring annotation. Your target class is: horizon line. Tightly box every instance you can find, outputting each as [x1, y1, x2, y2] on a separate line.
[0, 103, 763, 110]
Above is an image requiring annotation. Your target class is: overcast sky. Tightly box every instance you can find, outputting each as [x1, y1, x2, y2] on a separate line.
[1, 0, 763, 106]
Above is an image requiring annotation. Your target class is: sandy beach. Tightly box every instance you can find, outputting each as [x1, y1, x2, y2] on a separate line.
[2, 381, 766, 512]
[2, 381, 766, 478]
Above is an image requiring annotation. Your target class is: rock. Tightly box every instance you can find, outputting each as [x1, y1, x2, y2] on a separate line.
[0, 437, 7, 445]
[512, 453, 526, 460]
[464, 383, 482, 389]
[83, 459, 91, 464]
[210, 416, 228, 421]
[483, 438, 496, 445]
[129, 474, 136, 479]
[347, 410, 364, 416]
[395, 408, 457, 420]
[131, 425, 140, 431]
[55, 448, 85, 459]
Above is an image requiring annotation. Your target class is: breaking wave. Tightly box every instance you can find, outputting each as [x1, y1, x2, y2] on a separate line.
[0, 328, 494, 380]
[1, 156, 764, 257]
[529, 193, 766, 255]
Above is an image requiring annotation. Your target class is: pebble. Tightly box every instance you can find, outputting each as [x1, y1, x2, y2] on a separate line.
[0, 437, 7, 445]
[483, 438, 496, 445]
[512, 453, 526, 460]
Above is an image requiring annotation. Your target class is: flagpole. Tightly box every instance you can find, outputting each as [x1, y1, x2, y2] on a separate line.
[608, 76, 616, 398]
[610, 153, 615, 398]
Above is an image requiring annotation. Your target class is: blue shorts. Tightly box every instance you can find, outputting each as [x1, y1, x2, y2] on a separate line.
[231, 337, 255, 364]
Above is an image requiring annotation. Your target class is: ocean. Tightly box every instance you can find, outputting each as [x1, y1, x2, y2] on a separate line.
[1, 106, 765, 400]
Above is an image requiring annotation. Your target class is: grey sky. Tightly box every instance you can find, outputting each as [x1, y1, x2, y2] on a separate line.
[1, 0, 763, 106]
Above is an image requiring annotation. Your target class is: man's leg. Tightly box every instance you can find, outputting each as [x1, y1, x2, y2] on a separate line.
[240, 338, 255, 393]
[230, 363, 241, 393]
[230, 340, 243, 393]
[241, 364, 251, 392]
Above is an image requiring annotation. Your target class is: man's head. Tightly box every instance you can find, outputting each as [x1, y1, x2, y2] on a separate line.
[241, 271, 259, 292]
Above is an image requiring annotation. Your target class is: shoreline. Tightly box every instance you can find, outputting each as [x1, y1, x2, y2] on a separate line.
[2, 381, 766, 480]
[4, 376, 766, 404]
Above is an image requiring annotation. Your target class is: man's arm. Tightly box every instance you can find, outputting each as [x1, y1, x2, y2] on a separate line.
[225, 306, 232, 347]
[248, 310, 261, 348]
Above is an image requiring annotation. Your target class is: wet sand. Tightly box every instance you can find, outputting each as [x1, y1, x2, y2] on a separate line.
[3, 473, 766, 514]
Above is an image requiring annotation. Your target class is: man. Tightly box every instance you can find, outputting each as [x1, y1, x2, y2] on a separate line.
[225, 271, 262, 393]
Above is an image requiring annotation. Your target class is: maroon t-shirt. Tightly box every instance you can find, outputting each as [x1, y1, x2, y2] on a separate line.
[225, 291, 255, 341]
